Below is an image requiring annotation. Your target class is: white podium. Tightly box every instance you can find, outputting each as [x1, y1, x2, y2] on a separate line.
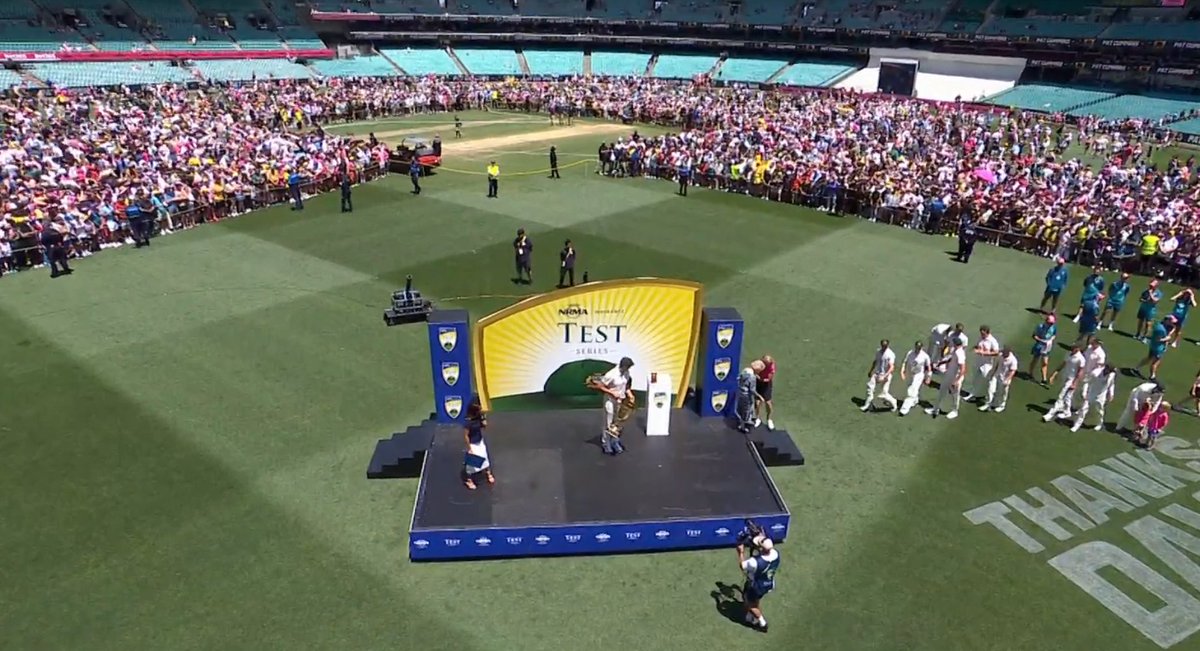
[646, 372, 672, 436]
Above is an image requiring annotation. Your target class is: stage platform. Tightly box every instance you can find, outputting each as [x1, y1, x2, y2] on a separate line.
[404, 408, 793, 561]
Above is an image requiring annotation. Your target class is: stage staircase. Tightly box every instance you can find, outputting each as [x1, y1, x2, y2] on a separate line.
[745, 427, 805, 467]
[367, 418, 440, 479]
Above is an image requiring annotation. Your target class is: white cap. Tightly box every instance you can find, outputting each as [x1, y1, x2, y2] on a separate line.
[752, 534, 774, 551]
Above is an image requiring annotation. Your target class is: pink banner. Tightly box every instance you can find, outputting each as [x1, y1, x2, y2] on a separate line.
[310, 10, 382, 21]
[0, 48, 333, 61]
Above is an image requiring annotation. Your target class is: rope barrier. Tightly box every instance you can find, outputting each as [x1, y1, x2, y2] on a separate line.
[435, 158, 592, 177]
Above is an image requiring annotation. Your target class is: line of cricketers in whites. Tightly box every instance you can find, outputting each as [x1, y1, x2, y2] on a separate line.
[860, 259, 1200, 449]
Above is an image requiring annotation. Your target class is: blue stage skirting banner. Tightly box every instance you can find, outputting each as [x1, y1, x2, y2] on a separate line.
[696, 307, 745, 418]
[410, 514, 789, 561]
[427, 310, 473, 424]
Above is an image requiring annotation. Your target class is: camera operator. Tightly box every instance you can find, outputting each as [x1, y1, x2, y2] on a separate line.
[736, 531, 779, 632]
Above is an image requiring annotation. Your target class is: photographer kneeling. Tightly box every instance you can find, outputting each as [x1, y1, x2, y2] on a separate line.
[737, 528, 780, 632]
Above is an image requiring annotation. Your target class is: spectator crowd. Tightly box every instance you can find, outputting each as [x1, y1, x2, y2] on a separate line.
[2, 73, 1198, 285]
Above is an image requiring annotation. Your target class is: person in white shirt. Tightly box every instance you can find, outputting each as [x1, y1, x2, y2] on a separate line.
[1071, 363, 1118, 432]
[1116, 381, 1165, 432]
[899, 341, 932, 416]
[862, 339, 898, 412]
[927, 322, 968, 373]
[965, 325, 1000, 404]
[981, 346, 1019, 413]
[1043, 345, 1086, 423]
[589, 356, 634, 455]
[926, 339, 966, 419]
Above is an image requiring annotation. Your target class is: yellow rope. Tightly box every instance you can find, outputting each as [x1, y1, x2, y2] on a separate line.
[435, 158, 591, 177]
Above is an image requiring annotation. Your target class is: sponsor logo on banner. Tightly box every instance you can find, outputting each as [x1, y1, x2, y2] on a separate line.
[770, 523, 786, 534]
[710, 391, 728, 413]
[687, 529, 702, 538]
[655, 530, 670, 540]
[441, 362, 460, 386]
[473, 279, 703, 410]
[713, 357, 731, 381]
[443, 395, 463, 419]
[413, 539, 430, 549]
[535, 535, 550, 545]
[626, 532, 641, 540]
[475, 537, 491, 547]
[596, 533, 611, 542]
[716, 324, 735, 348]
[445, 538, 461, 547]
[715, 527, 730, 536]
[506, 537, 522, 545]
[438, 327, 458, 352]
[565, 534, 582, 543]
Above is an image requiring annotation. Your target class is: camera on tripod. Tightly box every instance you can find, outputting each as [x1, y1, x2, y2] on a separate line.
[735, 520, 765, 548]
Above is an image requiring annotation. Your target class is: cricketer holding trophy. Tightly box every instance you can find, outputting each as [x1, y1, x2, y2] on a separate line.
[588, 357, 636, 455]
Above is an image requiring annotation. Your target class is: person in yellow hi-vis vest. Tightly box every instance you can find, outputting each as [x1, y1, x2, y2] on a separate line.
[487, 161, 500, 198]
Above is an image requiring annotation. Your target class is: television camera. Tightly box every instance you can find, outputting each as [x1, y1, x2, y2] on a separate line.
[735, 520, 766, 548]
[384, 275, 434, 326]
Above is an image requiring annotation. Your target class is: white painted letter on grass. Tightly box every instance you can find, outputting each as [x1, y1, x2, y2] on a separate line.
[963, 501, 1045, 554]
[1050, 541, 1200, 649]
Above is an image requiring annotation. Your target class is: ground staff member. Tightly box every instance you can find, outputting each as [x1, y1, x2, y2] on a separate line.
[288, 169, 304, 210]
[410, 158, 422, 195]
[548, 146, 560, 179]
[513, 228, 532, 285]
[340, 173, 353, 212]
[1040, 257, 1069, 313]
[39, 219, 72, 278]
[487, 160, 499, 198]
[558, 239, 575, 288]
[737, 533, 779, 633]
[678, 158, 691, 196]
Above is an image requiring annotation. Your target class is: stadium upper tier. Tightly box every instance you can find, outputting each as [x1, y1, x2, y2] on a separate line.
[717, 58, 788, 83]
[311, 55, 401, 77]
[983, 85, 1118, 113]
[379, 48, 462, 75]
[454, 48, 523, 76]
[522, 49, 584, 76]
[652, 54, 716, 79]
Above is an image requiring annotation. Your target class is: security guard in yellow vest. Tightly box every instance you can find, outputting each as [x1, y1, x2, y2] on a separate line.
[487, 161, 500, 198]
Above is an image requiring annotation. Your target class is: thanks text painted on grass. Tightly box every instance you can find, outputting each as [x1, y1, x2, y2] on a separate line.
[963, 437, 1200, 649]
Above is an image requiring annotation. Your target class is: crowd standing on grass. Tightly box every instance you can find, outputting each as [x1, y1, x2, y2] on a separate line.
[2, 73, 1200, 281]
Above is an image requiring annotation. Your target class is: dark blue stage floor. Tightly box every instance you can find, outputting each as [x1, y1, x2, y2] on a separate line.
[404, 408, 793, 561]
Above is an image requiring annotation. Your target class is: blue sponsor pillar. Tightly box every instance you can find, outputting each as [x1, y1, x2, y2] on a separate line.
[696, 307, 744, 417]
[427, 309, 473, 423]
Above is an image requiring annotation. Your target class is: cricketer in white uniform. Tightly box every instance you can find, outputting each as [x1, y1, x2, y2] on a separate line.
[1116, 381, 1165, 431]
[928, 323, 969, 372]
[862, 340, 898, 412]
[926, 339, 967, 419]
[899, 341, 932, 416]
[966, 326, 1001, 403]
[597, 357, 634, 455]
[981, 347, 1019, 413]
[1072, 364, 1117, 432]
[1043, 346, 1086, 422]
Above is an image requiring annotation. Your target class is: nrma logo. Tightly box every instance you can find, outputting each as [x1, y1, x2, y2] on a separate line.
[475, 537, 491, 547]
[655, 530, 670, 540]
[535, 535, 551, 545]
[771, 523, 786, 533]
[558, 304, 589, 318]
[715, 527, 731, 536]
[596, 533, 611, 542]
[413, 539, 430, 549]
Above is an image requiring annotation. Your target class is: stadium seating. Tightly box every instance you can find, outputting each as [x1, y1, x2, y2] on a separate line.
[651, 0, 730, 24]
[796, 0, 945, 30]
[311, 56, 401, 77]
[1071, 94, 1200, 121]
[1169, 117, 1200, 135]
[1101, 21, 1200, 42]
[773, 62, 855, 87]
[522, 49, 583, 76]
[717, 57, 787, 83]
[379, 47, 462, 75]
[0, 68, 24, 89]
[154, 39, 239, 50]
[239, 39, 288, 50]
[29, 61, 194, 87]
[452, 47, 522, 75]
[38, 0, 147, 49]
[284, 39, 327, 49]
[651, 54, 716, 79]
[983, 84, 1117, 113]
[977, 16, 1106, 38]
[736, 0, 796, 25]
[0, 19, 83, 51]
[193, 59, 313, 81]
[590, 51, 649, 76]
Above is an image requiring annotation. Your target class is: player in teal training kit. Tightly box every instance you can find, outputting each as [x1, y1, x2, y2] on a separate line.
[1040, 258, 1069, 314]
[1028, 313, 1057, 385]
[1101, 272, 1131, 331]
[1134, 315, 1176, 380]
[1135, 280, 1162, 342]
[1168, 288, 1196, 347]
[1073, 266, 1105, 324]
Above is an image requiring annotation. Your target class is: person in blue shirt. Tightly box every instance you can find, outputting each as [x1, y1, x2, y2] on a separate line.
[1133, 315, 1176, 381]
[409, 158, 421, 195]
[1135, 279, 1163, 342]
[1168, 288, 1196, 347]
[1041, 258, 1069, 314]
[1075, 293, 1102, 346]
[1028, 313, 1057, 385]
[737, 534, 780, 633]
[287, 170, 304, 210]
[1100, 272, 1132, 332]
[126, 195, 149, 248]
[677, 158, 691, 196]
[1072, 265, 1105, 325]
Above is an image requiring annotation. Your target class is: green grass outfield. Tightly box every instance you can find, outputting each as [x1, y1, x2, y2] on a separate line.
[3, 113, 1200, 651]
